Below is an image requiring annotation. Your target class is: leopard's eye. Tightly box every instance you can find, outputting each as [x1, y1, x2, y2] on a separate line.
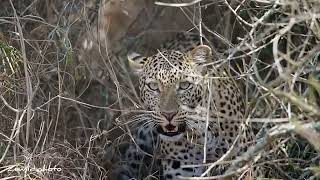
[147, 82, 159, 91]
[178, 81, 192, 90]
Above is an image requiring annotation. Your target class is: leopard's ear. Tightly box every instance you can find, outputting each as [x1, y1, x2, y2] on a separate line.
[190, 45, 212, 63]
[127, 52, 147, 74]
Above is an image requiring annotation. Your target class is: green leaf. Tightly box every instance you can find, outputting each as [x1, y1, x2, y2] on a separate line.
[65, 47, 73, 65]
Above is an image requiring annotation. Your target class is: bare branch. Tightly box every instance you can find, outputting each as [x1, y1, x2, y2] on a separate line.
[155, 0, 202, 7]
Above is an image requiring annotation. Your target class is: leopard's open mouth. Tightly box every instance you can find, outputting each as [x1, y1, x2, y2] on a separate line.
[157, 123, 186, 137]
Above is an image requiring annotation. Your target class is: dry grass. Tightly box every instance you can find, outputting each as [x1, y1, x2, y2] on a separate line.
[0, 0, 319, 179]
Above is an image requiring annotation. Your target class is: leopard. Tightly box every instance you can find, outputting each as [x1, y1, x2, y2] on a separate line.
[109, 33, 255, 180]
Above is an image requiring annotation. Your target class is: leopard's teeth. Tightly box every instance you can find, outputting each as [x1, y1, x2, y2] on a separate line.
[165, 129, 178, 133]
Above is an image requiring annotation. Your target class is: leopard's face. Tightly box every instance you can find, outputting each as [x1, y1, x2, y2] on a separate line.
[128, 45, 212, 137]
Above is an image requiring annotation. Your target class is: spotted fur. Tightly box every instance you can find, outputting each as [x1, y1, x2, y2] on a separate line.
[111, 34, 254, 180]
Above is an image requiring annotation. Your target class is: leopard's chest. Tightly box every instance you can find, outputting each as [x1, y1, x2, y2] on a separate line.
[159, 139, 203, 161]
[158, 131, 218, 162]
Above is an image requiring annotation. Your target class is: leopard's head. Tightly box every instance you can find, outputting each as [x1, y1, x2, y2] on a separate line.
[128, 45, 212, 138]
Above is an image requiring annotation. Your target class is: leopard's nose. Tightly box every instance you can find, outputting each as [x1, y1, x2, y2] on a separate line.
[161, 112, 177, 121]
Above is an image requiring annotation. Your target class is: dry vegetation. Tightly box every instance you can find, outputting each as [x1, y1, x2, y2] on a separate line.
[0, 0, 319, 179]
